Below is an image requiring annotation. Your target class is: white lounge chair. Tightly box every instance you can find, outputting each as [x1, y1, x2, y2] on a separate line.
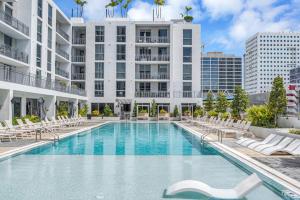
[291, 145, 300, 155]
[244, 134, 276, 148]
[253, 135, 284, 152]
[165, 174, 262, 199]
[280, 139, 300, 155]
[260, 138, 294, 155]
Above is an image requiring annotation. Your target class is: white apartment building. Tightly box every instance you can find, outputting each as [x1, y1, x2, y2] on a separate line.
[71, 17, 202, 115]
[0, 0, 87, 122]
[245, 32, 300, 95]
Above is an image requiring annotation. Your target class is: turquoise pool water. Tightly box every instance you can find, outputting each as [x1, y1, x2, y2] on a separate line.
[0, 123, 285, 199]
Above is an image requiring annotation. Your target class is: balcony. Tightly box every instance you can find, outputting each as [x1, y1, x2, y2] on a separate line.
[56, 26, 69, 42]
[72, 56, 85, 63]
[72, 38, 86, 45]
[72, 73, 85, 80]
[135, 91, 170, 98]
[0, 9, 29, 36]
[0, 44, 29, 64]
[0, 65, 85, 96]
[56, 48, 70, 61]
[135, 73, 169, 80]
[55, 67, 69, 79]
[173, 91, 202, 98]
[135, 55, 170, 62]
[136, 36, 169, 44]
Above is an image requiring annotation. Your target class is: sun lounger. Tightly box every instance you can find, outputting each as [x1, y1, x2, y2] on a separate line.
[279, 139, 300, 155]
[291, 145, 300, 155]
[165, 173, 262, 199]
[253, 135, 284, 152]
[260, 138, 294, 155]
[243, 134, 276, 148]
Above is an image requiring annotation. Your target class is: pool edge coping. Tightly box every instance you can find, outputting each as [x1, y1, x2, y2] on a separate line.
[0, 121, 112, 161]
[173, 121, 300, 196]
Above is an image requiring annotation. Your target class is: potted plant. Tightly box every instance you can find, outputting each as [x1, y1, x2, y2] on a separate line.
[181, 6, 193, 22]
[92, 110, 100, 117]
[159, 109, 169, 118]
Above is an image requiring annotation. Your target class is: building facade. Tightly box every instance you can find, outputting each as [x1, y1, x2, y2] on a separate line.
[71, 17, 202, 115]
[245, 32, 300, 95]
[201, 52, 242, 99]
[0, 0, 87, 122]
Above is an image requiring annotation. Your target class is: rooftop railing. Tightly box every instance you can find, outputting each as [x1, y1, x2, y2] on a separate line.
[0, 44, 29, 64]
[56, 48, 70, 61]
[55, 67, 69, 79]
[0, 9, 29, 36]
[135, 54, 170, 62]
[136, 36, 169, 43]
[0, 65, 86, 96]
[135, 91, 170, 98]
[56, 26, 70, 41]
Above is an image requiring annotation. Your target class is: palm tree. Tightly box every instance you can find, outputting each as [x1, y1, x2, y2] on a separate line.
[122, 0, 132, 17]
[154, 0, 165, 18]
[181, 6, 193, 22]
[105, 0, 120, 17]
[74, 0, 87, 17]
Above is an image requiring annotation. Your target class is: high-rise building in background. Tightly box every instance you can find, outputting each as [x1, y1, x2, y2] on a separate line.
[245, 32, 300, 95]
[201, 52, 242, 99]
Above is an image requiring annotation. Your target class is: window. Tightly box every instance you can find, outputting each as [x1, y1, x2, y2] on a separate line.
[117, 26, 126, 42]
[37, 0, 43, 18]
[95, 62, 104, 79]
[183, 30, 192, 45]
[36, 44, 41, 67]
[95, 44, 104, 60]
[4, 34, 12, 47]
[47, 50, 52, 71]
[48, 4, 52, 26]
[37, 19, 42, 42]
[5, 5, 12, 16]
[183, 64, 192, 80]
[36, 69, 42, 86]
[139, 82, 151, 91]
[117, 44, 126, 60]
[95, 81, 104, 97]
[116, 81, 126, 97]
[158, 29, 168, 42]
[95, 26, 104, 42]
[48, 27, 52, 48]
[183, 47, 192, 63]
[183, 82, 192, 97]
[116, 63, 126, 79]
[158, 82, 167, 91]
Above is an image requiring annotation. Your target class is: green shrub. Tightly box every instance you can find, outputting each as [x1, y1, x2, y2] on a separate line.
[173, 105, 179, 117]
[183, 110, 191, 116]
[289, 129, 300, 135]
[208, 110, 218, 117]
[21, 115, 41, 123]
[12, 117, 19, 125]
[220, 112, 230, 120]
[92, 110, 100, 117]
[139, 109, 148, 114]
[57, 102, 68, 117]
[193, 106, 204, 118]
[79, 104, 88, 117]
[159, 109, 167, 114]
[246, 105, 274, 128]
[132, 101, 138, 117]
[150, 99, 158, 117]
[103, 104, 113, 116]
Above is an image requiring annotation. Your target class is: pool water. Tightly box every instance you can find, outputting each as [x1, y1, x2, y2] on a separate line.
[0, 123, 284, 199]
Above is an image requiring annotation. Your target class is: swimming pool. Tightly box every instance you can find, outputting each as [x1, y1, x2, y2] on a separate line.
[0, 122, 288, 199]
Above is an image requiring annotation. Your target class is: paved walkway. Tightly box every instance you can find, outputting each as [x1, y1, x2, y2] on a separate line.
[180, 121, 300, 182]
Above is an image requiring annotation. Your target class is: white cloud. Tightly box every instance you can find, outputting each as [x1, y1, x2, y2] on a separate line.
[202, 0, 244, 19]
[83, 0, 110, 21]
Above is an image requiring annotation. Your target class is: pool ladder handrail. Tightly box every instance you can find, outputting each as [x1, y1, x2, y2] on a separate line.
[50, 132, 60, 142]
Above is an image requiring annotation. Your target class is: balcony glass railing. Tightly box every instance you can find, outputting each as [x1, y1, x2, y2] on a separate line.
[72, 73, 85, 80]
[72, 56, 85, 62]
[135, 91, 170, 98]
[55, 67, 69, 79]
[0, 44, 28, 64]
[0, 65, 86, 96]
[72, 38, 86, 45]
[136, 36, 169, 43]
[56, 48, 70, 61]
[56, 26, 70, 41]
[135, 73, 169, 80]
[0, 9, 29, 36]
[173, 91, 202, 98]
[135, 54, 170, 62]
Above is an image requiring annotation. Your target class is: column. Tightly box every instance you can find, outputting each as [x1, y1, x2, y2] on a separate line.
[0, 89, 13, 122]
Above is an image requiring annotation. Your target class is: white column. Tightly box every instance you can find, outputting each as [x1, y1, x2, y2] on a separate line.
[46, 95, 56, 119]
[74, 99, 79, 117]
[21, 97, 26, 117]
[0, 90, 13, 122]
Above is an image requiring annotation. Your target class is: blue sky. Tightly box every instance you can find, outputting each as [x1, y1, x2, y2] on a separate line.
[55, 0, 300, 56]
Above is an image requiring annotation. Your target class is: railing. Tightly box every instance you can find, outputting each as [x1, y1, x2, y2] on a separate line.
[135, 91, 170, 98]
[72, 73, 85, 80]
[56, 48, 70, 60]
[135, 54, 170, 62]
[0, 9, 29, 36]
[135, 73, 170, 80]
[55, 67, 69, 79]
[0, 65, 86, 96]
[136, 36, 169, 43]
[72, 38, 86, 45]
[56, 26, 70, 41]
[173, 91, 202, 98]
[72, 56, 85, 62]
[0, 44, 29, 64]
